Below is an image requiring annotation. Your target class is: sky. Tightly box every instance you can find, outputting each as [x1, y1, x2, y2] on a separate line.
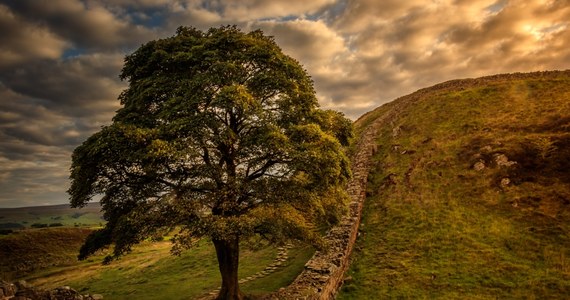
[0, 0, 569, 208]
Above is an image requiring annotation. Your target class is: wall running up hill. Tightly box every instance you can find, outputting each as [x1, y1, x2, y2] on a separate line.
[271, 70, 570, 299]
[266, 107, 391, 299]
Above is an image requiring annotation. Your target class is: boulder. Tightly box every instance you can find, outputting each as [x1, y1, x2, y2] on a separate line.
[473, 160, 486, 171]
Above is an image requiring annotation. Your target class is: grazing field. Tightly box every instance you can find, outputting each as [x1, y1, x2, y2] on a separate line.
[339, 71, 570, 299]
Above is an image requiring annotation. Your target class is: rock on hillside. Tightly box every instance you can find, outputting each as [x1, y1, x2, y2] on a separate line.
[0, 280, 102, 300]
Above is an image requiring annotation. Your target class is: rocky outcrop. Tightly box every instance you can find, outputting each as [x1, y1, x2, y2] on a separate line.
[0, 280, 102, 300]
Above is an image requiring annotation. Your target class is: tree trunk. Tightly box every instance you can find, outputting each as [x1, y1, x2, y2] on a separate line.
[213, 237, 244, 300]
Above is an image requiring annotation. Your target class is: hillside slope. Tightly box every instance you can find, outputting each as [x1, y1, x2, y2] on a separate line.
[340, 70, 570, 299]
[0, 228, 93, 280]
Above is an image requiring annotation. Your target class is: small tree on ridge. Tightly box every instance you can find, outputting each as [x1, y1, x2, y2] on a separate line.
[68, 26, 352, 300]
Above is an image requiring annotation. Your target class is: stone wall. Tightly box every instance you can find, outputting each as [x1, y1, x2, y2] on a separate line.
[264, 111, 387, 300]
[0, 280, 102, 300]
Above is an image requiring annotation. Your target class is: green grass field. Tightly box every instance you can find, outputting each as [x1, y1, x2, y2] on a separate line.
[1, 226, 313, 299]
[340, 71, 570, 299]
[28, 238, 313, 299]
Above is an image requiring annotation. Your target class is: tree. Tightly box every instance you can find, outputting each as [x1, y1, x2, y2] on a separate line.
[69, 26, 352, 300]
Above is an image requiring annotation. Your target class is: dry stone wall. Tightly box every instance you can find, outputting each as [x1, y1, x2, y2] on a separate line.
[264, 112, 388, 300]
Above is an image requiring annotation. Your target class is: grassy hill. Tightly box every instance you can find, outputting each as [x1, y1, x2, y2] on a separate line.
[339, 70, 570, 299]
[0, 227, 93, 280]
[0, 202, 104, 229]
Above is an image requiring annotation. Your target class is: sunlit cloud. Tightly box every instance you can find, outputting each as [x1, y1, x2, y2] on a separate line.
[0, 4, 69, 67]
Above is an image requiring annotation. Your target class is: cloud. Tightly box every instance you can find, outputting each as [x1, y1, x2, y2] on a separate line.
[220, 0, 336, 21]
[0, 4, 69, 67]
[0, 53, 125, 118]
[253, 19, 370, 111]
[251, 17, 411, 117]
[0, 82, 110, 208]
[0, 93, 90, 148]
[0, 154, 71, 207]
[104, 0, 173, 7]
[161, 3, 224, 31]
[4, 0, 155, 51]
[255, 19, 347, 70]
[0, 53, 125, 207]
[0, 100, 73, 207]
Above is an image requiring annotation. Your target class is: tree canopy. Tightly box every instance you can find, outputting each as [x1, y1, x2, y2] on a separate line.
[69, 25, 352, 299]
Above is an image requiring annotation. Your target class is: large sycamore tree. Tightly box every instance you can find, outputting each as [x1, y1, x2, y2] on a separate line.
[69, 26, 352, 300]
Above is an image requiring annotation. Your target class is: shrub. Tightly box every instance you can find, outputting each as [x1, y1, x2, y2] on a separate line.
[0, 229, 13, 235]
[31, 223, 48, 228]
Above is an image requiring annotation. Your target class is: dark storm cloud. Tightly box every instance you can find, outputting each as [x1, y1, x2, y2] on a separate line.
[3, 0, 153, 51]
[0, 85, 104, 157]
[0, 4, 68, 67]
[0, 165, 70, 207]
[0, 54, 125, 117]
[0, 138, 39, 161]
[0, 85, 86, 207]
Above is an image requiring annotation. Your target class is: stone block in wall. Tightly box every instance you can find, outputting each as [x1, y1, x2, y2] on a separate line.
[0, 280, 16, 297]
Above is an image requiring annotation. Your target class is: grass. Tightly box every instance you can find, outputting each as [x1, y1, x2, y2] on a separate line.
[0, 202, 317, 298]
[244, 245, 315, 296]
[1, 226, 314, 299]
[0, 227, 93, 280]
[340, 71, 570, 299]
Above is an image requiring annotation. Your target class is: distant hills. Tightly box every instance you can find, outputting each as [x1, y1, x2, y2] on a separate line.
[340, 70, 570, 298]
[0, 202, 103, 229]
